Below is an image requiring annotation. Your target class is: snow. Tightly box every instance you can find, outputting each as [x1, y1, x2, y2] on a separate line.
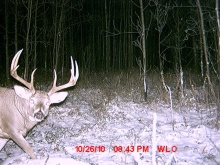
[0, 85, 220, 165]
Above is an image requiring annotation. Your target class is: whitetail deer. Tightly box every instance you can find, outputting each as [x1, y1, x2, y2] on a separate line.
[0, 49, 79, 159]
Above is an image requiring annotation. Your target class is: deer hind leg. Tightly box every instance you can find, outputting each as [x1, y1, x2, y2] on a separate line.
[0, 138, 9, 150]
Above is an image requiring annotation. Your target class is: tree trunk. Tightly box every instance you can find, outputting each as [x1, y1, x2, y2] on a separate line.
[154, 0, 169, 90]
[215, 0, 220, 125]
[105, 0, 111, 71]
[25, 0, 33, 80]
[14, 0, 18, 52]
[216, 0, 220, 78]
[139, 0, 148, 101]
[5, 0, 9, 83]
[197, 0, 216, 100]
[34, 0, 38, 70]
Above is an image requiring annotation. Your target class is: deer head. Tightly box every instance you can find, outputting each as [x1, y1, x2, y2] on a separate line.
[0, 49, 79, 159]
[10, 49, 79, 122]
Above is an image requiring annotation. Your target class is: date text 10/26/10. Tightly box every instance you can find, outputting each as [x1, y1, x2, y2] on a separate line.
[75, 145, 178, 153]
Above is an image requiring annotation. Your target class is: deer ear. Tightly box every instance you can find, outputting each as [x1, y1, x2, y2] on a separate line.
[49, 92, 68, 104]
[14, 85, 32, 100]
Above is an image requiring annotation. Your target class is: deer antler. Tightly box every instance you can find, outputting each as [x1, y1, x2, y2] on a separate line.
[10, 49, 36, 92]
[48, 56, 79, 95]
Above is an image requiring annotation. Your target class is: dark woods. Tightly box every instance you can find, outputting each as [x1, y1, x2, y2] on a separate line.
[0, 0, 219, 98]
[0, 1, 217, 72]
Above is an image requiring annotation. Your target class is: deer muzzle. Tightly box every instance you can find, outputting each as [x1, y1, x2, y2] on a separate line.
[34, 110, 45, 121]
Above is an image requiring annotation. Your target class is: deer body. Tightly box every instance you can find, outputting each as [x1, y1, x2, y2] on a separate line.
[0, 49, 79, 159]
[0, 87, 37, 138]
[0, 87, 38, 158]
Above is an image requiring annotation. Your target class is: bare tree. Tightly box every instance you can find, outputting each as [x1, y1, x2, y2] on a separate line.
[171, 6, 187, 98]
[24, 0, 33, 80]
[33, 0, 38, 69]
[139, 0, 149, 100]
[216, 0, 220, 78]
[215, 0, 220, 123]
[196, 0, 220, 128]
[5, 0, 9, 82]
[131, 0, 152, 101]
[14, 0, 18, 51]
[105, 0, 111, 70]
[197, 0, 216, 101]
[153, 0, 171, 90]
[50, 0, 69, 73]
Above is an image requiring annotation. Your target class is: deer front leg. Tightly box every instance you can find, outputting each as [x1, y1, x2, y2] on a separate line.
[0, 138, 9, 150]
[10, 132, 36, 159]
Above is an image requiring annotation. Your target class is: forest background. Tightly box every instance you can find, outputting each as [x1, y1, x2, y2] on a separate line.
[1, 0, 220, 117]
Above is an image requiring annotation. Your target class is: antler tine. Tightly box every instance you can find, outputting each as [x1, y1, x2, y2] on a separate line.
[10, 49, 36, 92]
[51, 69, 57, 88]
[71, 57, 79, 82]
[48, 56, 79, 95]
[30, 69, 37, 89]
[10, 49, 22, 72]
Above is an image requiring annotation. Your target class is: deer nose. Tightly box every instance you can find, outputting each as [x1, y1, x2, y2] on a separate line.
[34, 110, 44, 120]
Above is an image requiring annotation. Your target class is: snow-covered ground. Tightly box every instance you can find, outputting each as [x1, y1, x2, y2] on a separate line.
[0, 72, 220, 165]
